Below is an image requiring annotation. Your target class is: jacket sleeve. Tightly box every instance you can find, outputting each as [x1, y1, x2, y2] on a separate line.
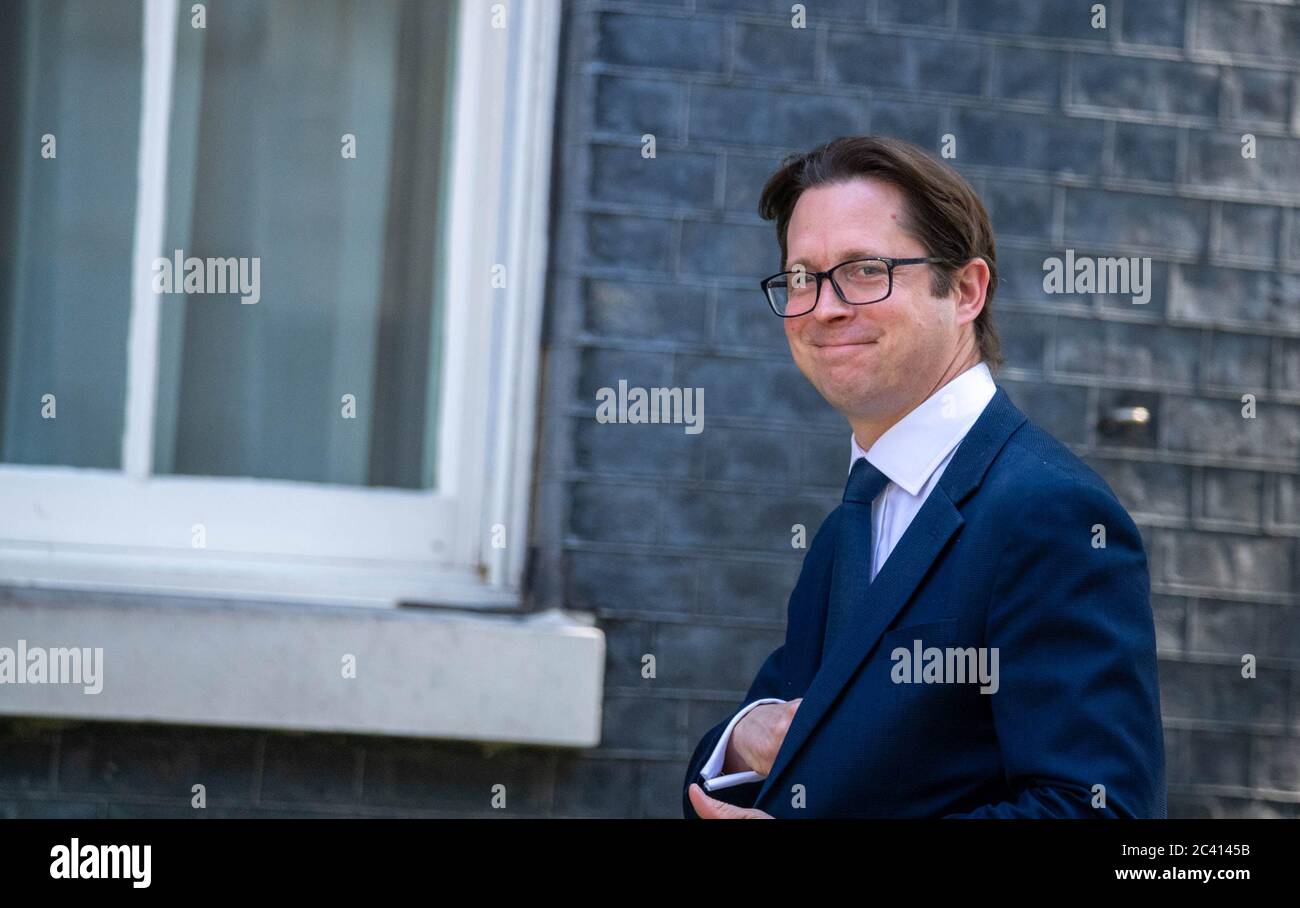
[944, 476, 1166, 819]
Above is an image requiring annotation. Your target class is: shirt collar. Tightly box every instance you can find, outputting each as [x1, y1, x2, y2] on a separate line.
[849, 361, 997, 496]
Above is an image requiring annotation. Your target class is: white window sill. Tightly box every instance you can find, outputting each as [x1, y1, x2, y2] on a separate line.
[0, 588, 604, 747]
[0, 545, 523, 609]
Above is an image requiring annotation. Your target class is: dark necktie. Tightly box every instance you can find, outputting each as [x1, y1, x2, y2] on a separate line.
[823, 457, 891, 653]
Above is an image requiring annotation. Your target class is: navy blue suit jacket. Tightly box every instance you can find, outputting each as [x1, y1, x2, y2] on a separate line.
[683, 385, 1166, 818]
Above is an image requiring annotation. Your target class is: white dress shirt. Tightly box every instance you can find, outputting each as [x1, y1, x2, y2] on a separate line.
[699, 360, 997, 791]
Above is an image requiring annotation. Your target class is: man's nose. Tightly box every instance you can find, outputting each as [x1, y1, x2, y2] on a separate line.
[810, 275, 854, 323]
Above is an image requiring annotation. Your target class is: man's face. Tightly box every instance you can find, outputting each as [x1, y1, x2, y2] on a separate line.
[782, 177, 965, 423]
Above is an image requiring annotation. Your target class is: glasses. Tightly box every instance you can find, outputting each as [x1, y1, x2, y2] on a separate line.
[760, 256, 949, 317]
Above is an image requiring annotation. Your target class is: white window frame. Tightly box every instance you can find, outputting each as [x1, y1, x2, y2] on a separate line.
[0, 0, 560, 608]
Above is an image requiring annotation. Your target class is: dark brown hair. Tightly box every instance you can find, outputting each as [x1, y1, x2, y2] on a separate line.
[758, 135, 1002, 371]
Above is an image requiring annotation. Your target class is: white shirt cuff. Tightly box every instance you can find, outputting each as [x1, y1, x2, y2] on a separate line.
[699, 698, 786, 791]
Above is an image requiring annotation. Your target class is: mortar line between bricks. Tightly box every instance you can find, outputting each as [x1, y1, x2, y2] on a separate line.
[1168, 783, 1300, 805]
[564, 538, 812, 565]
[558, 469, 1296, 510]
[813, 18, 828, 84]
[1263, 470, 1281, 528]
[604, 688, 717, 703]
[1208, 199, 1224, 256]
[1070, 446, 1300, 476]
[566, 509, 1276, 546]
[585, 66, 1300, 137]
[574, 173, 1300, 215]
[572, 195, 1300, 244]
[586, 581, 1297, 616]
[571, 212, 1300, 267]
[569, 538, 1298, 604]
[575, 351, 1299, 391]
[587, 5, 1300, 72]
[1174, 122, 1190, 185]
[1179, 642, 1300, 666]
[556, 456, 1300, 492]
[1101, 118, 1117, 181]
[1159, 584, 1300, 608]
[1161, 650, 1299, 673]
[597, 609, 785, 629]
[604, 684, 773, 702]
[0, 791, 111, 810]
[553, 325, 1274, 366]
[49, 728, 61, 794]
[594, 748, 681, 763]
[564, 328, 1299, 363]
[1246, 732, 1261, 793]
[1190, 517, 1271, 536]
[564, 377, 1300, 415]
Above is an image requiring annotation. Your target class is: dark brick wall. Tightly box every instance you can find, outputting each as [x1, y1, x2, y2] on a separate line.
[3, 0, 1298, 818]
[531, 0, 1300, 819]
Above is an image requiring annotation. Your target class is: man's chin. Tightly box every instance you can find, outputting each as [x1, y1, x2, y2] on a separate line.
[810, 354, 881, 383]
[813, 378, 883, 415]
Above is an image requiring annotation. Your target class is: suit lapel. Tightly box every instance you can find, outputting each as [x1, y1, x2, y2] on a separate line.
[754, 385, 1028, 809]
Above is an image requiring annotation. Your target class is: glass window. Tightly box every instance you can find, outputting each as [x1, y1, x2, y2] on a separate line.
[153, 0, 456, 488]
[0, 0, 143, 469]
[0, 0, 553, 603]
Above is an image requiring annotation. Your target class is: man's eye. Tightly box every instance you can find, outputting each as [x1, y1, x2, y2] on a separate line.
[846, 264, 886, 281]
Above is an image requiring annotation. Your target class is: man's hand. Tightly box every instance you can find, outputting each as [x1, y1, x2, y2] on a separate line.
[723, 698, 802, 776]
[687, 783, 773, 819]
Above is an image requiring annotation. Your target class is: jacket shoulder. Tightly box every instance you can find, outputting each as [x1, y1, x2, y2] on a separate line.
[995, 418, 1123, 505]
[976, 417, 1150, 595]
[974, 416, 1141, 544]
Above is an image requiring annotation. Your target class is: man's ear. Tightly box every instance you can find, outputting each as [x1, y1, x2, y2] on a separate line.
[949, 256, 990, 327]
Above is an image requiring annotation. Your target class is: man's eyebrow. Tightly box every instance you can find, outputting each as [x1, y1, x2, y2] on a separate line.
[786, 249, 881, 268]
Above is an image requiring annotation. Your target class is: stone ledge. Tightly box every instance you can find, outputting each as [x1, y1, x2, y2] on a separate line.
[0, 589, 604, 748]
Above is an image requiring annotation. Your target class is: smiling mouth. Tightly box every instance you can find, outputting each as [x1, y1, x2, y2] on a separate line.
[815, 340, 878, 348]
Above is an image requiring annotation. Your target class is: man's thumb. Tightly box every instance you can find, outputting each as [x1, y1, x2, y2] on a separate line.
[689, 783, 749, 819]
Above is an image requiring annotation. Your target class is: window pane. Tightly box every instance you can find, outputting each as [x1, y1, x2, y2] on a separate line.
[154, 0, 456, 489]
[0, 0, 142, 468]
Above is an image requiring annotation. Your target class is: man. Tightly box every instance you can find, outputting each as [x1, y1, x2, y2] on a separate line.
[682, 136, 1165, 819]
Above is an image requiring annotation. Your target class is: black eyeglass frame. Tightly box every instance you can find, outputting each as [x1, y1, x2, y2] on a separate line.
[760, 256, 950, 317]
